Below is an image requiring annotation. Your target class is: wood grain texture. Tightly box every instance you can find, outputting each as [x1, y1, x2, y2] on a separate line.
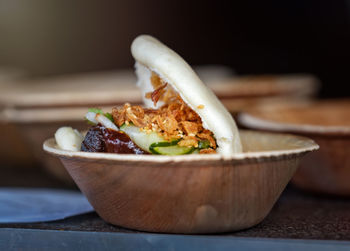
[44, 130, 318, 233]
[238, 99, 350, 195]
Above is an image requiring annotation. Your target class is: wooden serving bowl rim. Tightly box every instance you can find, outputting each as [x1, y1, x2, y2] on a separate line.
[43, 130, 318, 164]
[239, 113, 350, 136]
[238, 100, 350, 136]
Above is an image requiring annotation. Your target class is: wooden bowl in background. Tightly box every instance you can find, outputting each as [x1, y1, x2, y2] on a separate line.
[43, 130, 318, 233]
[0, 69, 138, 170]
[0, 107, 105, 184]
[0, 70, 319, 110]
[238, 99, 350, 196]
[217, 74, 319, 114]
[0, 67, 32, 167]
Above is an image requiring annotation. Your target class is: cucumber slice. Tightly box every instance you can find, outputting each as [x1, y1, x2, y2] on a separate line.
[120, 124, 198, 155]
[150, 145, 195, 155]
[149, 140, 179, 148]
[120, 124, 164, 152]
[192, 149, 200, 154]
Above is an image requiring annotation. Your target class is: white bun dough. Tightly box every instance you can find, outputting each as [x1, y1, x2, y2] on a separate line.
[131, 35, 242, 155]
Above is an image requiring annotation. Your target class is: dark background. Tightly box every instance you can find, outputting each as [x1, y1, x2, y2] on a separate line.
[0, 0, 349, 98]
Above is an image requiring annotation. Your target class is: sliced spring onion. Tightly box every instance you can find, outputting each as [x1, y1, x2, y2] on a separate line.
[87, 108, 114, 122]
[85, 112, 118, 131]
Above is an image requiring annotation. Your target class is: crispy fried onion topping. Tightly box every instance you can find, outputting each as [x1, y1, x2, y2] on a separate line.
[145, 72, 181, 105]
[112, 102, 216, 153]
[112, 72, 216, 154]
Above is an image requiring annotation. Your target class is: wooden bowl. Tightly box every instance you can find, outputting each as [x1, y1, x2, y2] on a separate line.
[0, 70, 140, 108]
[217, 74, 319, 114]
[0, 67, 31, 167]
[238, 99, 350, 195]
[43, 130, 318, 233]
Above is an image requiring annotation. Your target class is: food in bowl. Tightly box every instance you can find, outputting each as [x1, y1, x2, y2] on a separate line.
[55, 35, 242, 156]
[45, 35, 319, 233]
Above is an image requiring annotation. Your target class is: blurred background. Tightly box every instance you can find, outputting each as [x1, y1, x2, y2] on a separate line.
[0, 0, 349, 187]
[0, 0, 349, 97]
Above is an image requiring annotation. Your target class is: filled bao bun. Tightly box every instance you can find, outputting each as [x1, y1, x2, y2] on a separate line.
[132, 35, 242, 155]
[54, 35, 242, 156]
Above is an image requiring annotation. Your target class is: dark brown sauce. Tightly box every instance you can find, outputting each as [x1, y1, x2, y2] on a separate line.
[81, 125, 148, 154]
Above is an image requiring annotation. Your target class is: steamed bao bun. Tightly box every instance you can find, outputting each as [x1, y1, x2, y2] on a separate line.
[132, 35, 242, 156]
[54, 35, 242, 156]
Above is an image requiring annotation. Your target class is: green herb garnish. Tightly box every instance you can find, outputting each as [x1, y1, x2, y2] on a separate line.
[198, 140, 210, 149]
